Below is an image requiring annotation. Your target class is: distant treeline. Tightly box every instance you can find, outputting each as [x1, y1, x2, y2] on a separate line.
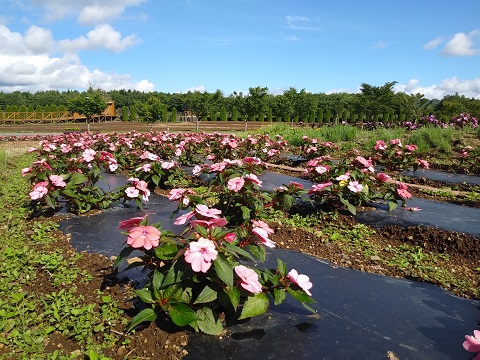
[0, 82, 479, 123]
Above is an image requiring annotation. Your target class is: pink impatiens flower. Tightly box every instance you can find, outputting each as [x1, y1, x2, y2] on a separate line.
[118, 215, 147, 230]
[195, 204, 222, 219]
[49, 174, 66, 188]
[227, 176, 245, 192]
[463, 330, 480, 359]
[245, 173, 262, 186]
[252, 227, 276, 248]
[127, 226, 160, 250]
[29, 181, 49, 200]
[235, 265, 262, 293]
[184, 237, 218, 273]
[396, 182, 412, 199]
[287, 269, 313, 296]
[125, 187, 140, 198]
[308, 182, 332, 195]
[347, 181, 364, 193]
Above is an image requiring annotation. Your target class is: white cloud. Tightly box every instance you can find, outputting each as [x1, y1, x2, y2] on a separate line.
[423, 36, 444, 50]
[285, 35, 300, 41]
[33, 0, 147, 25]
[286, 15, 321, 31]
[394, 77, 480, 99]
[185, 85, 207, 93]
[58, 24, 140, 53]
[441, 30, 480, 56]
[24, 25, 55, 54]
[136, 79, 154, 92]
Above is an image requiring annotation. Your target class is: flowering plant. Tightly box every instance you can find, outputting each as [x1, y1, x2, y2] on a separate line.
[456, 145, 479, 174]
[370, 139, 430, 171]
[114, 211, 315, 335]
[304, 152, 412, 214]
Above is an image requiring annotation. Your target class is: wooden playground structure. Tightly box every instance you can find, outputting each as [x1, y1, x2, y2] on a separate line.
[0, 101, 117, 124]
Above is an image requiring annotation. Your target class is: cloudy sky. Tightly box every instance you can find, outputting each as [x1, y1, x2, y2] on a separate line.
[1, 0, 479, 99]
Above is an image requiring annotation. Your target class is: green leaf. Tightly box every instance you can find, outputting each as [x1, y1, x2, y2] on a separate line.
[45, 194, 56, 209]
[194, 307, 224, 335]
[213, 256, 233, 288]
[152, 174, 161, 186]
[240, 206, 251, 221]
[388, 200, 398, 211]
[69, 172, 88, 185]
[112, 246, 134, 270]
[248, 244, 266, 262]
[125, 308, 157, 333]
[276, 258, 287, 277]
[194, 285, 218, 304]
[238, 292, 269, 320]
[224, 243, 254, 262]
[134, 288, 155, 304]
[339, 196, 356, 215]
[286, 287, 315, 303]
[154, 243, 178, 260]
[152, 269, 164, 290]
[283, 194, 294, 210]
[273, 288, 287, 305]
[225, 286, 240, 311]
[168, 303, 199, 327]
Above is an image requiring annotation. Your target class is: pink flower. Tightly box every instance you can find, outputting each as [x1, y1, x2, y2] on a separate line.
[245, 173, 262, 186]
[287, 269, 313, 296]
[195, 204, 222, 219]
[390, 138, 402, 147]
[416, 159, 430, 169]
[169, 188, 186, 201]
[22, 167, 32, 176]
[251, 220, 274, 235]
[404, 207, 421, 212]
[190, 217, 228, 229]
[118, 215, 147, 230]
[235, 265, 262, 293]
[335, 172, 350, 181]
[315, 166, 329, 174]
[243, 157, 262, 165]
[29, 181, 49, 200]
[210, 162, 226, 172]
[224, 232, 236, 243]
[289, 181, 304, 189]
[125, 187, 140, 198]
[127, 226, 160, 250]
[174, 211, 195, 225]
[227, 177, 245, 192]
[405, 144, 418, 152]
[252, 227, 276, 248]
[82, 148, 96, 162]
[136, 164, 152, 172]
[463, 330, 480, 356]
[374, 140, 387, 151]
[397, 182, 412, 199]
[184, 237, 218, 273]
[192, 165, 202, 176]
[308, 182, 332, 194]
[161, 160, 175, 170]
[49, 174, 66, 188]
[347, 181, 364, 193]
[376, 173, 391, 182]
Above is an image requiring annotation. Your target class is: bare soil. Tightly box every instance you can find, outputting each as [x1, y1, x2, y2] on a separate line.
[1, 123, 479, 359]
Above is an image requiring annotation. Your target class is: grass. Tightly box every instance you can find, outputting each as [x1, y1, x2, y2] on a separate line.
[0, 152, 127, 359]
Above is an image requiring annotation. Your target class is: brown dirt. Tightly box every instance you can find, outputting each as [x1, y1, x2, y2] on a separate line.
[2, 123, 479, 359]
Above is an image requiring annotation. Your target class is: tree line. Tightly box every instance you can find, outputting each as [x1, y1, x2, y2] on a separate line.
[0, 82, 479, 123]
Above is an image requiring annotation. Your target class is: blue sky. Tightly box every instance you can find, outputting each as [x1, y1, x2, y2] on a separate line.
[1, 0, 479, 99]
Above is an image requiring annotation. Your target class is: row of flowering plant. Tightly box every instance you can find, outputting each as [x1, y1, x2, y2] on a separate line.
[370, 138, 430, 171]
[304, 151, 412, 215]
[113, 209, 316, 335]
[299, 136, 339, 160]
[456, 145, 480, 175]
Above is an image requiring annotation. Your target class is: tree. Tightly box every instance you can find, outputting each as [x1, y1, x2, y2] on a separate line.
[170, 107, 177, 122]
[245, 86, 268, 121]
[67, 90, 107, 131]
[355, 81, 398, 120]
